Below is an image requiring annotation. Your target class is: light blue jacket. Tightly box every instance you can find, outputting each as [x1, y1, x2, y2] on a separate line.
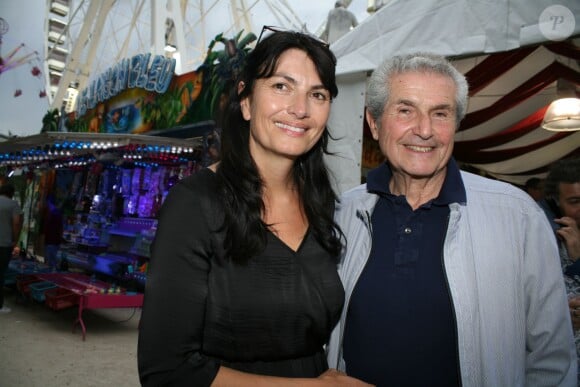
[327, 171, 577, 386]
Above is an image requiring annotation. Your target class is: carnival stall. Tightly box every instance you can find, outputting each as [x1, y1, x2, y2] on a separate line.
[0, 130, 212, 338]
[0, 30, 254, 338]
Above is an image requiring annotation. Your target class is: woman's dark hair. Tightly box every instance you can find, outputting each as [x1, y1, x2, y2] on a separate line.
[216, 29, 342, 262]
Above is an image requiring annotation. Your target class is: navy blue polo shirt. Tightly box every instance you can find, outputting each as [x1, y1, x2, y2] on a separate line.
[343, 159, 466, 387]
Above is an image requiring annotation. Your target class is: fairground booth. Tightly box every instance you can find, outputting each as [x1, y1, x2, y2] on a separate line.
[0, 31, 253, 339]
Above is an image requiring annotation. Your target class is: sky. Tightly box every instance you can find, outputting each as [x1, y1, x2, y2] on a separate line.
[0, 0, 371, 138]
[0, 0, 48, 137]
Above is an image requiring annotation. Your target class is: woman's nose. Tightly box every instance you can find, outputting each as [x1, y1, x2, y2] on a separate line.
[287, 93, 309, 118]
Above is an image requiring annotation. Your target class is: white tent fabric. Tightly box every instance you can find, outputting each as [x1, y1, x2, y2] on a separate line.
[333, 0, 580, 75]
[326, 0, 580, 193]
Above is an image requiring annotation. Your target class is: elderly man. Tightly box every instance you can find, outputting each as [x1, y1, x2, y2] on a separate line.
[327, 53, 577, 386]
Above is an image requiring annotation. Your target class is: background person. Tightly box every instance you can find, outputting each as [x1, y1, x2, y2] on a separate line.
[326, 52, 576, 386]
[524, 176, 545, 202]
[543, 158, 580, 381]
[0, 183, 23, 314]
[138, 28, 370, 386]
[543, 157, 580, 272]
[42, 194, 64, 270]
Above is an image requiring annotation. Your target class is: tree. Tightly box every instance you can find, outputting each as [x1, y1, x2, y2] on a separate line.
[41, 108, 60, 133]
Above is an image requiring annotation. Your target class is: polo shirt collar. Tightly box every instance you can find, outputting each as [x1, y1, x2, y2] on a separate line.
[366, 158, 467, 206]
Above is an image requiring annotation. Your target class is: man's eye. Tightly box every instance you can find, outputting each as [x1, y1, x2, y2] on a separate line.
[433, 111, 453, 121]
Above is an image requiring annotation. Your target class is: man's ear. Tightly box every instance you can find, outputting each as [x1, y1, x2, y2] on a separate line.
[366, 109, 379, 140]
[238, 81, 251, 121]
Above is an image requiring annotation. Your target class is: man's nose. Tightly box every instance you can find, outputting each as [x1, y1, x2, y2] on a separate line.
[412, 111, 434, 139]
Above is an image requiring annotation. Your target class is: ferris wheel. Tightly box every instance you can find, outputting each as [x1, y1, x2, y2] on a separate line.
[43, 0, 309, 112]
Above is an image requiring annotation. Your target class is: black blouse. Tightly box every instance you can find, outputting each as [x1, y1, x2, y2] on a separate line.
[138, 169, 344, 386]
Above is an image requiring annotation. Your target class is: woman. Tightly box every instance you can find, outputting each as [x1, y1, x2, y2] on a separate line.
[138, 28, 370, 386]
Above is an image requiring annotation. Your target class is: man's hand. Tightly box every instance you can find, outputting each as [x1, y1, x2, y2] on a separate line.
[556, 216, 580, 261]
[569, 295, 580, 330]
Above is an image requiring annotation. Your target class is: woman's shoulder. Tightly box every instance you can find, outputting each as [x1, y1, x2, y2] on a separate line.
[177, 168, 220, 194]
[163, 168, 223, 212]
[160, 168, 225, 228]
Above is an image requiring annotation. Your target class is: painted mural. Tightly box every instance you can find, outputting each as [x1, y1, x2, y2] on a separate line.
[62, 31, 256, 134]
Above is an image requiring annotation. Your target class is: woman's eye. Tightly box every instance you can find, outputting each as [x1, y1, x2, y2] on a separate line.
[311, 91, 330, 101]
[273, 83, 288, 91]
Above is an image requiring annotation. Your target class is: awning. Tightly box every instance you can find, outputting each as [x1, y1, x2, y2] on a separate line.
[0, 131, 206, 169]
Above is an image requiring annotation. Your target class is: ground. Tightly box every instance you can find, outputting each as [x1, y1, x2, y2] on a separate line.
[0, 288, 141, 386]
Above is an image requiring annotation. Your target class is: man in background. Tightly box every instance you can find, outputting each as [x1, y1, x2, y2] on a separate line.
[544, 158, 580, 275]
[543, 158, 580, 383]
[321, 1, 358, 44]
[0, 183, 23, 313]
[524, 176, 545, 202]
[42, 194, 64, 271]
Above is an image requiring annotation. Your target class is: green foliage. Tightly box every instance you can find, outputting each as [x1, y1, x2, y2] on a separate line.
[204, 30, 256, 116]
[140, 88, 183, 130]
[41, 108, 60, 133]
[69, 118, 88, 132]
[49, 30, 258, 132]
[175, 30, 256, 125]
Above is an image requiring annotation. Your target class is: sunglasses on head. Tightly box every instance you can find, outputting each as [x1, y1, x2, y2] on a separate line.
[256, 25, 330, 48]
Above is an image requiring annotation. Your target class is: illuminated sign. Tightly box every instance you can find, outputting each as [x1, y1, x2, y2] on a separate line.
[77, 53, 176, 117]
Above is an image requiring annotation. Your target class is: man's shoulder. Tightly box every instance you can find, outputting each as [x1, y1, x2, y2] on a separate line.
[462, 170, 512, 191]
[341, 183, 369, 198]
[338, 184, 377, 209]
[460, 170, 535, 206]
[0, 196, 19, 208]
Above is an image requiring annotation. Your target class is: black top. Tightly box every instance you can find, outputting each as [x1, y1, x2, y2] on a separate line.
[138, 168, 344, 386]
